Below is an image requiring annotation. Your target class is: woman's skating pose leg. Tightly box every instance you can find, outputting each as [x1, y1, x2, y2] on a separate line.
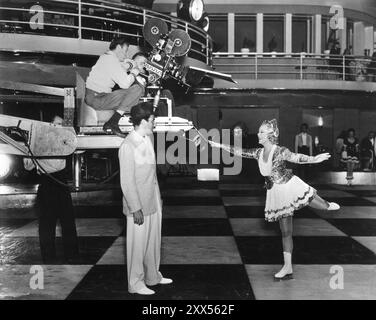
[275, 216, 294, 280]
[309, 194, 340, 210]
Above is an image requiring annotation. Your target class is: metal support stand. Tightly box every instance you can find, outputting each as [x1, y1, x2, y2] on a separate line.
[73, 152, 82, 191]
[167, 97, 172, 118]
[153, 87, 161, 112]
[63, 87, 75, 127]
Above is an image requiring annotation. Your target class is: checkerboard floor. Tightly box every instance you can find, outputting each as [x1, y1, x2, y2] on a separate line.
[1, 176, 376, 300]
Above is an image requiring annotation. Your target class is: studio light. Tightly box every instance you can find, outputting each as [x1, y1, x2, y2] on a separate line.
[0, 154, 12, 179]
[318, 116, 323, 127]
[177, 0, 205, 23]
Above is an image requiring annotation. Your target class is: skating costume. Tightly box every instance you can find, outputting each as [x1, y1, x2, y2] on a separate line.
[222, 144, 317, 222]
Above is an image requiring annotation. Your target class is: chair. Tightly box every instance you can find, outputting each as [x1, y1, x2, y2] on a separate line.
[360, 150, 374, 171]
[75, 72, 115, 129]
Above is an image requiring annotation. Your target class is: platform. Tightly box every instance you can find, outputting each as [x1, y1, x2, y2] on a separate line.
[310, 171, 376, 185]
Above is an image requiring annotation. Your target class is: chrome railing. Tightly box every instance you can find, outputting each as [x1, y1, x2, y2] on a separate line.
[0, 0, 213, 65]
[213, 52, 376, 82]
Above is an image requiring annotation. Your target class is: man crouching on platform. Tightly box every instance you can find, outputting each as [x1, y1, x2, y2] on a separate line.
[85, 37, 145, 137]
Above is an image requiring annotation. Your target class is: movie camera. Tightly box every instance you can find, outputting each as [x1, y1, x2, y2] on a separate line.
[140, 18, 236, 91]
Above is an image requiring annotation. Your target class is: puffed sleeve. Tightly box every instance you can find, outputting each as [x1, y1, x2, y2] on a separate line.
[280, 146, 315, 164]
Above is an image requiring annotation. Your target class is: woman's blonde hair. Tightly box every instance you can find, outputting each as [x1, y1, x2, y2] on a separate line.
[261, 119, 279, 144]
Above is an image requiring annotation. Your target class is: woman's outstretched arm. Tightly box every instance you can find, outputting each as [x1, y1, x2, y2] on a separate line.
[209, 141, 259, 159]
[281, 147, 330, 164]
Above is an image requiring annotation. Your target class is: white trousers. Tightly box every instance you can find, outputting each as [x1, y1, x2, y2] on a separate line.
[126, 207, 163, 293]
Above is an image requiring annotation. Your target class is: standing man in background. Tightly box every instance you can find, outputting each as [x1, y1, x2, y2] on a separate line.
[295, 123, 313, 180]
[85, 37, 145, 137]
[295, 123, 313, 156]
[24, 115, 79, 263]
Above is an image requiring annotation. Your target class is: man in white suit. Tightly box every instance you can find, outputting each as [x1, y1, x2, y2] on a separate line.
[119, 102, 172, 295]
[295, 123, 313, 156]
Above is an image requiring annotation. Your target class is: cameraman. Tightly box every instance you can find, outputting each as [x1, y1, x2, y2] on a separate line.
[85, 37, 145, 137]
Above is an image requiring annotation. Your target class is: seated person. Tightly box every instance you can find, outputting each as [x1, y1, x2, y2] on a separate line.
[85, 37, 145, 137]
[335, 130, 347, 169]
[360, 131, 375, 171]
[340, 128, 360, 186]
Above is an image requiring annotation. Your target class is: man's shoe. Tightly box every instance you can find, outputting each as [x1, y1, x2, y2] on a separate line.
[159, 277, 173, 285]
[103, 112, 126, 138]
[103, 122, 126, 138]
[133, 287, 155, 295]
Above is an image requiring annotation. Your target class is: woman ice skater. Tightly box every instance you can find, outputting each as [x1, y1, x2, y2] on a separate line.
[209, 119, 340, 280]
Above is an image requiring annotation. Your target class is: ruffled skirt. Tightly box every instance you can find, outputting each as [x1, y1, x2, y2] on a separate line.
[264, 175, 316, 222]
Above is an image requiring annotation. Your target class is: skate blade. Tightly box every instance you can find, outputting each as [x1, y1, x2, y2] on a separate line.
[274, 273, 294, 281]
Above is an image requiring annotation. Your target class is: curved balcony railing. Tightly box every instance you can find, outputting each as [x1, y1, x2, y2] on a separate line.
[0, 0, 213, 65]
[213, 52, 376, 82]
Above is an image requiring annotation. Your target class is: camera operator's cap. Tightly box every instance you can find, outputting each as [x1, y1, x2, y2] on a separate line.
[143, 18, 168, 47]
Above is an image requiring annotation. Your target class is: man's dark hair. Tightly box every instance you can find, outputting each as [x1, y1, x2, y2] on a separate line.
[109, 37, 131, 50]
[130, 102, 154, 127]
[132, 51, 147, 60]
[300, 123, 308, 131]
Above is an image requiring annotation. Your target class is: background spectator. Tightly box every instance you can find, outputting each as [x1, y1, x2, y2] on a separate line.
[340, 128, 360, 186]
[294, 123, 313, 180]
[335, 130, 347, 169]
[343, 48, 354, 80]
[329, 41, 341, 75]
[360, 131, 375, 171]
[367, 52, 376, 82]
